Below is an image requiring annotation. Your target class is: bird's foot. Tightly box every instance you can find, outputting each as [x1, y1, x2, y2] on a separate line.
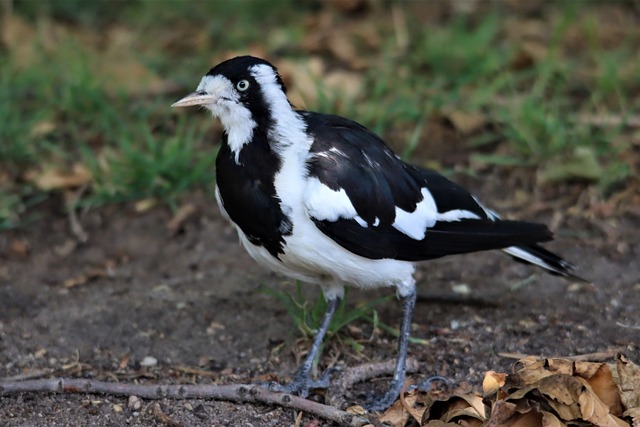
[365, 375, 448, 412]
[258, 367, 339, 399]
[364, 383, 404, 412]
[409, 375, 448, 393]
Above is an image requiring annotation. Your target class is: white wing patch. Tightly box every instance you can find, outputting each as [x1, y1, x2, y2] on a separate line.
[393, 188, 482, 240]
[304, 177, 367, 227]
[393, 188, 438, 240]
[436, 209, 481, 222]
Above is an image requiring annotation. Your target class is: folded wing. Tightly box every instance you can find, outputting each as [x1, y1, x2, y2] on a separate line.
[302, 111, 558, 263]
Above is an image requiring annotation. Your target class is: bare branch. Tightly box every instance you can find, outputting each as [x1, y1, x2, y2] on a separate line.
[326, 358, 420, 408]
[0, 378, 371, 426]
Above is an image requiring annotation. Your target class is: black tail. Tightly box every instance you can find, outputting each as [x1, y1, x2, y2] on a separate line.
[502, 244, 586, 281]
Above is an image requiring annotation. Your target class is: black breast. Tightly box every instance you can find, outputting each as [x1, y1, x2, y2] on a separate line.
[215, 132, 292, 258]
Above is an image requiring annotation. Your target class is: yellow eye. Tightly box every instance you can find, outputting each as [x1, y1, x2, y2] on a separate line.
[236, 80, 250, 91]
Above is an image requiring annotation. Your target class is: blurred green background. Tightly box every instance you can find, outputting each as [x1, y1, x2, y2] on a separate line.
[1, 0, 638, 230]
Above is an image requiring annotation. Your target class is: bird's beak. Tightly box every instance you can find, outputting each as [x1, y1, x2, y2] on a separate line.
[171, 92, 217, 108]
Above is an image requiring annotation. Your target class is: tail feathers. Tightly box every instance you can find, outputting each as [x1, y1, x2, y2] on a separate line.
[503, 244, 587, 282]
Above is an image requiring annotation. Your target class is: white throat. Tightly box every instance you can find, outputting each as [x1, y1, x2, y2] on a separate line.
[196, 75, 256, 164]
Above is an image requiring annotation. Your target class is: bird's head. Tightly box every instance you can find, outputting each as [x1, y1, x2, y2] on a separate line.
[172, 56, 290, 131]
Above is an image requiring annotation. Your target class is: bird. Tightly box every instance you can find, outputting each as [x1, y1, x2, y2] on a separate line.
[172, 55, 579, 411]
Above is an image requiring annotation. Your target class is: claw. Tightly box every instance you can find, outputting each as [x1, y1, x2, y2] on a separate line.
[411, 375, 448, 392]
[256, 367, 338, 398]
[366, 375, 449, 412]
[365, 387, 403, 412]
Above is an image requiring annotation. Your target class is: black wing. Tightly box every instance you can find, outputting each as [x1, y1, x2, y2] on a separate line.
[301, 111, 553, 261]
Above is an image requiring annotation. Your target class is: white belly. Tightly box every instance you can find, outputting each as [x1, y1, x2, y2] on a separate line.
[232, 208, 416, 298]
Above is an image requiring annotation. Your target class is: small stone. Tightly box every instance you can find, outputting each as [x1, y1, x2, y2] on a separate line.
[451, 283, 471, 295]
[128, 395, 142, 411]
[113, 404, 123, 413]
[140, 356, 157, 367]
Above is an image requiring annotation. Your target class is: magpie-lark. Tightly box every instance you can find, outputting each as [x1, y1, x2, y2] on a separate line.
[172, 56, 579, 411]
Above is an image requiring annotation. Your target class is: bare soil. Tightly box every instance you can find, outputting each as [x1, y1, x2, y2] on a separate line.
[1, 181, 639, 426]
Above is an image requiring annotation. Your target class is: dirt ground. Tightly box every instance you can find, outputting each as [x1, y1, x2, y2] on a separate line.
[1, 178, 639, 426]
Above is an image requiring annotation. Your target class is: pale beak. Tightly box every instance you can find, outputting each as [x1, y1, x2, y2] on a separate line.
[171, 92, 218, 108]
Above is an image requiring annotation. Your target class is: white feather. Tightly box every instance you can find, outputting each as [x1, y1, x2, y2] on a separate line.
[392, 188, 438, 240]
[304, 177, 368, 227]
[436, 209, 481, 222]
[196, 75, 256, 164]
[472, 195, 500, 220]
[503, 246, 561, 274]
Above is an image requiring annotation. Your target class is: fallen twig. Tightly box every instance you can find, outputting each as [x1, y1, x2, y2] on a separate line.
[0, 369, 54, 382]
[326, 359, 420, 408]
[0, 378, 371, 426]
[616, 321, 640, 330]
[152, 402, 181, 426]
[498, 348, 626, 362]
[66, 185, 89, 243]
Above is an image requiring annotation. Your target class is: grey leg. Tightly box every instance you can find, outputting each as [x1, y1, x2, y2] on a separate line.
[366, 288, 416, 411]
[266, 296, 340, 397]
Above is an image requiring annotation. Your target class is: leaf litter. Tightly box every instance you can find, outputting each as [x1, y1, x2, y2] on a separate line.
[379, 354, 639, 427]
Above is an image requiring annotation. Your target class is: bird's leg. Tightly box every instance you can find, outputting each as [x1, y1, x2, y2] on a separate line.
[265, 296, 340, 398]
[365, 288, 416, 412]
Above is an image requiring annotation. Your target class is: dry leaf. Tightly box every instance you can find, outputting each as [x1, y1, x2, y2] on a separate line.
[324, 70, 363, 99]
[326, 32, 368, 70]
[546, 358, 576, 376]
[508, 357, 556, 386]
[27, 164, 92, 191]
[422, 394, 486, 425]
[444, 111, 487, 135]
[575, 362, 624, 416]
[488, 399, 568, 427]
[63, 267, 106, 288]
[278, 57, 325, 107]
[483, 371, 507, 395]
[345, 405, 366, 415]
[134, 198, 157, 213]
[400, 387, 429, 424]
[615, 354, 640, 425]
[379, 399, 411, 427]
[503, 359, 630, 427]
[167, 203, 198, 235]
[9, 238, 29, 259]
[29, 120, 57, 138]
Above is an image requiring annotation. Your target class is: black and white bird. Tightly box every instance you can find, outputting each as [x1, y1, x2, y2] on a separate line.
[172, 56, 578, 411]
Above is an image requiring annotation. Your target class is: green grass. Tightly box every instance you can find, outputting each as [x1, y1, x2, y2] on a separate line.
[262, 283, 391, 348]
[262, 282, 428, 356]
[1, 2, 637, 228]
